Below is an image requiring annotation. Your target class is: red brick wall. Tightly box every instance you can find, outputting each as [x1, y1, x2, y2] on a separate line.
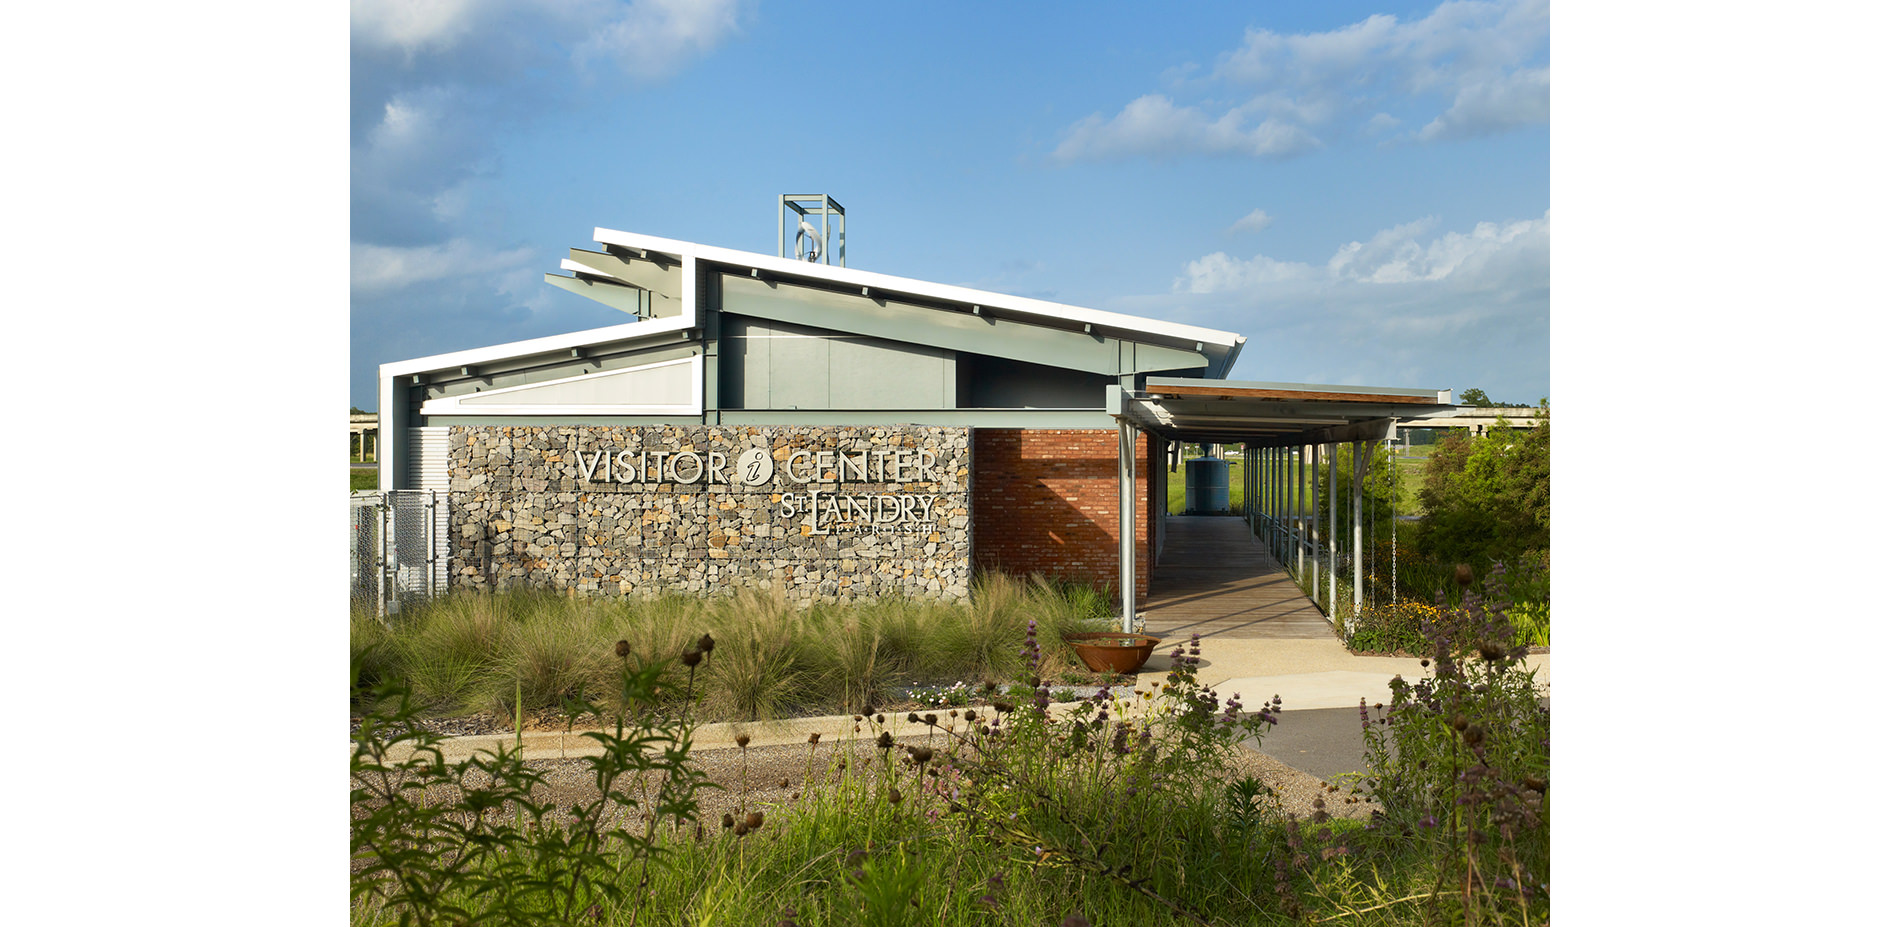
[971, 428, 1154, 605]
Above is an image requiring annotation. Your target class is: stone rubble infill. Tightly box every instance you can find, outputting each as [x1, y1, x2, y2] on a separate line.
[444, 425, 972, 603]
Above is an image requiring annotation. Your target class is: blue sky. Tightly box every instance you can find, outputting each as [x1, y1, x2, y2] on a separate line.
[351, 0, 1550, 410]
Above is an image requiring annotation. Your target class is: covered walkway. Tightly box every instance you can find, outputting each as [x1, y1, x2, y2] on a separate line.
[1143, 515, 1337, 642]
[1109, 378, 1453, 635]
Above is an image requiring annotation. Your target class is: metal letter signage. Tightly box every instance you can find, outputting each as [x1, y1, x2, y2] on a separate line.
[573, 443, 946, 489]
[736, 447, 773, 486]
[570, 438, 953, 541]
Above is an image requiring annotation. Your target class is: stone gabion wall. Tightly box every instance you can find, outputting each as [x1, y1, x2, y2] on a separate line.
[444, 425, 971, 604]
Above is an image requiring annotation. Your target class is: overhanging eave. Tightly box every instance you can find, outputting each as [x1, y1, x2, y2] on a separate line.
[720, 273, 1211, 376]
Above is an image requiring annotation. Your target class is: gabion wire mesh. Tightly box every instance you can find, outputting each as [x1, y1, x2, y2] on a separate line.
[351, 490, 443, 616]
[349, 494, 383, 616]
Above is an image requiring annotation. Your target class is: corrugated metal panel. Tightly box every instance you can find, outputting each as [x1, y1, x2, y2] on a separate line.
[408, 428, 451, 595]
[410, 428, 450, 491]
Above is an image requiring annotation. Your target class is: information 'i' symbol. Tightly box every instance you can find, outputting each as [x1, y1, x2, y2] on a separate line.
[737, 447, 773, 486]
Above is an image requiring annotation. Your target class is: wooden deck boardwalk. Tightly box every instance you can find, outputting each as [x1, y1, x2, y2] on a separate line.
[1142, 516, 1338, 642]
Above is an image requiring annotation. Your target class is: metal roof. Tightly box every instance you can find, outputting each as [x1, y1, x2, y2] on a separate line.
[592, 228, 1247, 365]
[1120, 377, 1453, 447]
[385, 228, 1250, 382]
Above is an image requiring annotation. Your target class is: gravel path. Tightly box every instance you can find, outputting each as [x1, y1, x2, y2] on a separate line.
[353, 717, 1371, 843]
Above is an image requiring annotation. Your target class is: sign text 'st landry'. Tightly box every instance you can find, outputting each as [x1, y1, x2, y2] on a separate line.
[573, 443, 950, 536]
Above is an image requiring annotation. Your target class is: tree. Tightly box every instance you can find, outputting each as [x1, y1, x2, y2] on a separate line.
[1459, 388, 1494, 408]
[1311, 441, 1404, 537]
[1416, 405, 1549, 566]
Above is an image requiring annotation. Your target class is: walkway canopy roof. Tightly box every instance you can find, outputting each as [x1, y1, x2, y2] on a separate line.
[1116, 377, 1453, 448]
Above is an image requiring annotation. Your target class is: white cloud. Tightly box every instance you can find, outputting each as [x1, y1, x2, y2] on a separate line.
[351, 0, 493, 55]
[1419, 67, 1550, 140]
[1363, 112, 1403, 136]
[352, 1, 752, 245]
[1052, 94, 1317, 162]
[1175, 252, 1314, 293]
[1178, 212, 1547, 293]
[1215, 13, 1401, 87]
[1226, 208, 1275, 235]
[351, 239, 538, 296]
[1134, 212, 1549, 401]
[576, 0, 748, 79]
[362, 88, 459, 175]
[1053, 0, 1547, 162]
[1331, 213, 1546, 284]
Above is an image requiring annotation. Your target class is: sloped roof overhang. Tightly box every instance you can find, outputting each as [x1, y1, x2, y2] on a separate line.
[570, 229, 1247, 378]
[389, 229, 1249, 384]
[1121, 377, 1453, 447]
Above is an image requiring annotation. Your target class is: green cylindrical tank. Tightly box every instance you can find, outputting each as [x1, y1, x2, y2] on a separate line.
[1184, 445, 1229, 514]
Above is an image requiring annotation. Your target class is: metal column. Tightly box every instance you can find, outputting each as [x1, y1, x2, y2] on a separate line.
[1117, 417, 1138, 634]
[1330, 444, 1345, 619]
[1275, 447, 1284, 564]
[425, 490, 437, 598]
[376, 497, 390, 620]
[1274, 447, 1284, 564]
[1352, 440, 1368, 627]
[1328, 443, 1337, 621]
[1285, 447, 1295, 568]
[1295, 445, 1306, 577]
[1309, 442, 1320, 595]
[1264, 448, 1273, 559]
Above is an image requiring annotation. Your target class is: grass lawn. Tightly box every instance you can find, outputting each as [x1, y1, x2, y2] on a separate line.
[1165, 454, 1426, 517]
[350, 468, 377, 492]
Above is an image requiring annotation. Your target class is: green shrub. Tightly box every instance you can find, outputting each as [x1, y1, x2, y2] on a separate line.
[1344, 601, 1450, 655]
[1415, 406, 1549, 567]
[351, 642, 717, 926]
[1507, 600, 1550, 648]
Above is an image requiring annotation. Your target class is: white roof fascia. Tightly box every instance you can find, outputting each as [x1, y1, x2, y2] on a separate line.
[380, 288, 697, 379]
[592, 227, 1244, 353]
[1145, 377, 1441, 400]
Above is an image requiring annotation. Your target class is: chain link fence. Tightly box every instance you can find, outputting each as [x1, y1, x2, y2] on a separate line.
[350, 490, 447, 617]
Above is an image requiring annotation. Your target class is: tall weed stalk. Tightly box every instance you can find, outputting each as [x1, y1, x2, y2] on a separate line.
[350, 638, 719, 926]
[1353, 574, 1550, 925]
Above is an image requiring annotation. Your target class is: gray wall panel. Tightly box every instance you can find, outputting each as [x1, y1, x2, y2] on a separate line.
[766, 326, 830, 410]
[724, 315, 954, 411]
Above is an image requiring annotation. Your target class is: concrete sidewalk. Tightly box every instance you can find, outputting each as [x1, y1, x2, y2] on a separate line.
[1170, 637, 1550, 714]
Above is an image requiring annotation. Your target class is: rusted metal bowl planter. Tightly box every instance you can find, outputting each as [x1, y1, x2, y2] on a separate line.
[1063, 633, 1162, 675]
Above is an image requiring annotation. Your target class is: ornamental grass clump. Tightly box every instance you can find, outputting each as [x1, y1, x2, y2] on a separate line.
[353, 575, 1122, 723]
